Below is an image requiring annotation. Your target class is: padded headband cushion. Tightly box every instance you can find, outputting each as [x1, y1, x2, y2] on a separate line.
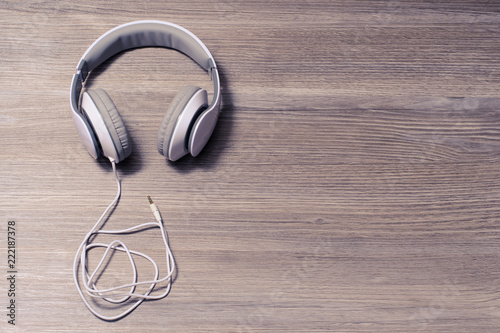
[87, 89, 132, 161]
[157, 86, 201, 158]
[82, 21, 212, 72]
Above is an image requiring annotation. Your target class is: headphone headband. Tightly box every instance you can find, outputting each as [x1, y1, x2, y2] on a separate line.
[70, 20, 221, 160]
[80, 20, 214, 72]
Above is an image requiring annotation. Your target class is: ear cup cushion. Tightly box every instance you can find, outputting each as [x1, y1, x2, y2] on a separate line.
[87, 89, 132, 161]
[157, 86, 201, 158]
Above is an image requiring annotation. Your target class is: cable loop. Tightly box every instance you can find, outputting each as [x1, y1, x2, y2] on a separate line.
[73, 160, 175, 320]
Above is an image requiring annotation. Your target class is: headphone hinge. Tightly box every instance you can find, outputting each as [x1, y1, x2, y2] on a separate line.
[76, 60, 89, 83]
[207, 58, 217, 81]
[208, 66, 217, 81]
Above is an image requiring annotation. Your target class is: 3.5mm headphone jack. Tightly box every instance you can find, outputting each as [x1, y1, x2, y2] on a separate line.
[147, 196, 162, 223]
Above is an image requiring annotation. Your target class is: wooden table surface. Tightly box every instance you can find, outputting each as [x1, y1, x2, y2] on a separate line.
[2, 0, 500, 332]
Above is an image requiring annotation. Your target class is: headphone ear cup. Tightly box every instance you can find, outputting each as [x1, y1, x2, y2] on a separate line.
[83, 89, 132, 162]
[157, 86, 207, 161]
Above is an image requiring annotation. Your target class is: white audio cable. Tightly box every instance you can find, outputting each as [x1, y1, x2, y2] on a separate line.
[73, 160, 176, 321]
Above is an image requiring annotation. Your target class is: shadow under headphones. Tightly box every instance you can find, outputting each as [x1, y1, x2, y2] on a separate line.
[70, 20, 221, 162]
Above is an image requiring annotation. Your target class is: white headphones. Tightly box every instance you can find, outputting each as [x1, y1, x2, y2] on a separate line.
[71, 21, 221, 321]
[70, 20, 221, 162]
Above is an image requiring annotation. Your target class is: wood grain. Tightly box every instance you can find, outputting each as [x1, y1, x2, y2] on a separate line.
[1, 0, 500, 332]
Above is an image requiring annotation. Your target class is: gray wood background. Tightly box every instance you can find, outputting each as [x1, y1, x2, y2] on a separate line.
[1, 0, 500, 332]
